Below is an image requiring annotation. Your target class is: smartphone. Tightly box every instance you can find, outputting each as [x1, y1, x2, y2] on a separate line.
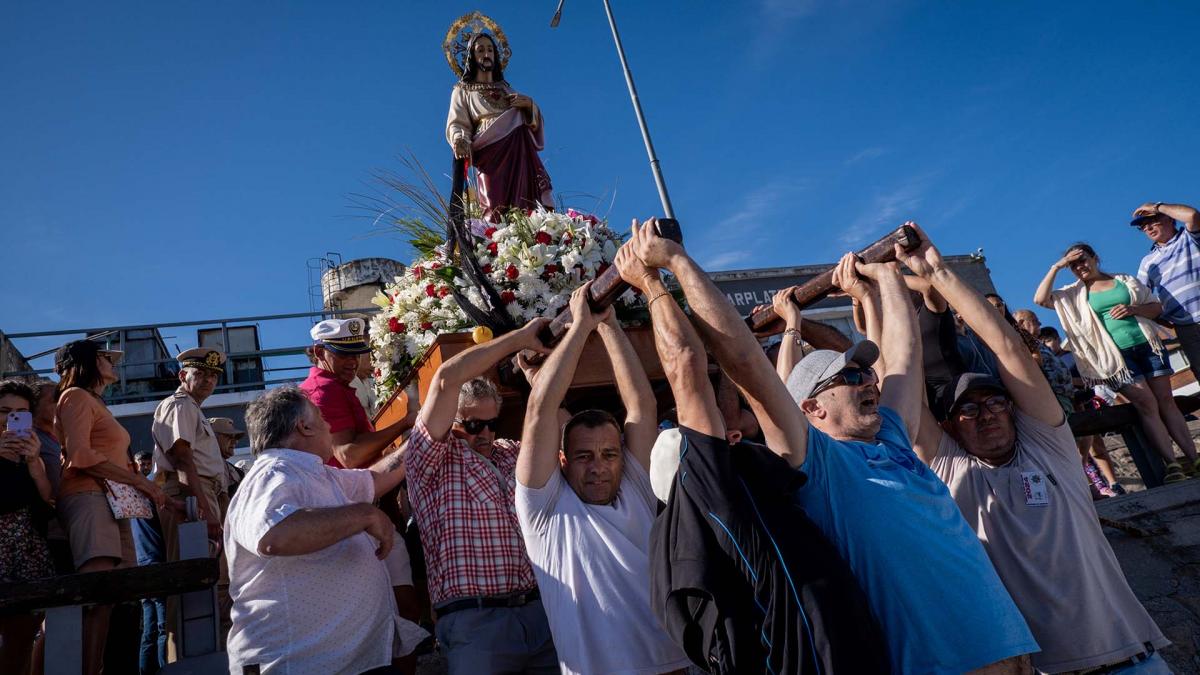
[6, 411, 32, 438]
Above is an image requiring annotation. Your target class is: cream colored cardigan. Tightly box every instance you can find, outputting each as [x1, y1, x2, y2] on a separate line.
[1049, 274, 1163, 387]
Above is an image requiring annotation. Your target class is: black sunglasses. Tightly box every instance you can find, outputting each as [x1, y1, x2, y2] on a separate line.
[455, 417, 501, 434]
[811, 366, 877, 398]
[954, 395, 1011, 420]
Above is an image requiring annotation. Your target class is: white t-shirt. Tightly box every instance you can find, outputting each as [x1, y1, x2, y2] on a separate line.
[224, 448, 427, 675]
[932, 412, 1168, 672]
[516, 453, 690, 675]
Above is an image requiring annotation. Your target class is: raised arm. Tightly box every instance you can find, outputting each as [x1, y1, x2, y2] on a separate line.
[629, 220, 809, 466]
[846, 255, 923, 439]
[419, 317, 551, 440]
[1034, 251, 1077, 309]
[900, 222, 1064, 428]
[771, 290, 805, 384]
[614, 239, 724, 439]
[597, 311, 656, 470]
[1135, 201, 1200, 233]
[518, 284, 608, 489]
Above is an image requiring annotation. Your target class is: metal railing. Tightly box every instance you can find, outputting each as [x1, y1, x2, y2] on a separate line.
[1, 307, 380, 405]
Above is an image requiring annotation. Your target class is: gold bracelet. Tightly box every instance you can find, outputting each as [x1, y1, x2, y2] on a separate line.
[648, 292, 671, 307]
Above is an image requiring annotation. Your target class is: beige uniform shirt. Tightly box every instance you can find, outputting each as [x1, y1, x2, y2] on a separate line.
[151, 387, 226, 480]
[931, 411, 1168, 672]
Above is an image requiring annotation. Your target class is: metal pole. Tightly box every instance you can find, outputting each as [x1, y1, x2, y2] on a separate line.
[600, 0, 675, 220]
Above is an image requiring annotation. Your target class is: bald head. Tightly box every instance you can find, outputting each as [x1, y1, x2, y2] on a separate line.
[1013, 309, 1040, 336]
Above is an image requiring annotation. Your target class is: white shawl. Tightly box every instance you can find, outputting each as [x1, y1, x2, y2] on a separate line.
[1050, 274, 1163, 388]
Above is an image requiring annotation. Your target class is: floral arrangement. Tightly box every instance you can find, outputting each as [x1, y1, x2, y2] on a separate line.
[367, 207, 637, 402]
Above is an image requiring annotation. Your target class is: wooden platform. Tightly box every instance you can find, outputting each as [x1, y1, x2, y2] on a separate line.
[374, 326, 667, 439]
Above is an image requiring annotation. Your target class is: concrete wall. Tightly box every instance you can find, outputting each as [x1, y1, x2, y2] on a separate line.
[321, 257, 405, 315]
[1097, 481, 1200, 673]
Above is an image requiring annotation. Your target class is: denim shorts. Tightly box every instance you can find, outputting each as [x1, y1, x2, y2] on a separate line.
[1119, 343, 1173, 381]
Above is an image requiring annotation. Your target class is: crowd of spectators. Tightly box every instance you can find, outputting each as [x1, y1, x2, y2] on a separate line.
[2, 200, 1199, 674]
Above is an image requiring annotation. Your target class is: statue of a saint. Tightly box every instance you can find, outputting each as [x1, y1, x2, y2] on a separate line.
[444, 13, 553, 221]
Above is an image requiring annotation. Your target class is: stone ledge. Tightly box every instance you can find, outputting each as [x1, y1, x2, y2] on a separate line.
[1096, 480, 1200, 521]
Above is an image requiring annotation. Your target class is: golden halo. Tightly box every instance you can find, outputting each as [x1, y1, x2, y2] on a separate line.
[443, 11, 511, 78]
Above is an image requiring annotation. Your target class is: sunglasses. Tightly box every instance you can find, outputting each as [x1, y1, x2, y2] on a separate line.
[811, 366, 877, 398]
[455, 417, 501, 434]
[954, 395, 1011, 420]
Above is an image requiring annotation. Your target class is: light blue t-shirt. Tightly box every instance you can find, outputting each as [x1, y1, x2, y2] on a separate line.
[794, 407, 1038, 674]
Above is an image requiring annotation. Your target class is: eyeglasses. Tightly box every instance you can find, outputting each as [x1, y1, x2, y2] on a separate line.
[811, 366, 877, 398]
[954, 395, 1011, 420]
[455, 417, 501, 434]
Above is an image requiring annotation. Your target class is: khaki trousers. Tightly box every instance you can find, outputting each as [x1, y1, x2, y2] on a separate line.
[160, 472, 227, 663]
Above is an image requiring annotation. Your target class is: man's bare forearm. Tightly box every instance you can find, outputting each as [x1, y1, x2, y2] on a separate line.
[370, 445, 407, 496]
[333, 420, 411, 469]
[519, 321, 593, 488]
[644, 277, 724, 439]
[257, 503, 375, 556]
[1158, 203, 1200, 231]
[597, 320, 656, 461]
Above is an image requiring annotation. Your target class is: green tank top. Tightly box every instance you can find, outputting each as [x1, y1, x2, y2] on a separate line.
[1087, 280, 1147, 350]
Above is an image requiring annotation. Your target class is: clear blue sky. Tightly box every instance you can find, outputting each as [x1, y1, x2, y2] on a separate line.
[4, 1, 1199, 338]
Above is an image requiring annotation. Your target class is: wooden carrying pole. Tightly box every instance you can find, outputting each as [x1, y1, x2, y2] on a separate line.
[534, 218, 681, 351]
[745, 224, 922, 332]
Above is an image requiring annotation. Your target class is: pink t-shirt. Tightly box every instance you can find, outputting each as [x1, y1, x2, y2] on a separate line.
[299, 367, 373, 470]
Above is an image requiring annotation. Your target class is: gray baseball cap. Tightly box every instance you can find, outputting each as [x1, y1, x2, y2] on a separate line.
[786, 341, 881, 403]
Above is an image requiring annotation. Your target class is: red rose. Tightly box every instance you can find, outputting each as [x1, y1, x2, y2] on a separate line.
[500, 291, 516, 304]
[425, 284, 436, 297]
[544, 263, 558, 276]
[420, 321, 433, 330]
[505, 264, 519, 280]
[484, 227, 497, 239]
[562, 232, 573, 244]
[373, 368, 381, 378]
[438, 287, 450, 298]
[430, 262, 442, 270]
[487, 242, 498, 255]
[388, 317, 404, 333]
[535, 231, 552, 245]
[482, 263, 493, 275]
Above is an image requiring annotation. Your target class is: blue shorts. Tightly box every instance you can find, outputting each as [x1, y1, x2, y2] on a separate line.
[1119, 343, 1172, 381]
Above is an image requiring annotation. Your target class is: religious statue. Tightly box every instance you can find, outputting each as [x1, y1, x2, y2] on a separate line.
[444, 12, 554, 221]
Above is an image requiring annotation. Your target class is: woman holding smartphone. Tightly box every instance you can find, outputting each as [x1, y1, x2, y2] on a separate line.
[54, 340, 168, 675]
[0, 379, 53, 674]
[1035, 243, 1199, 483]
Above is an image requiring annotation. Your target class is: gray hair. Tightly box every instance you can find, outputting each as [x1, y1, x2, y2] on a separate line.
[245, 386, 312, 455]
[458, 377, 502, 412]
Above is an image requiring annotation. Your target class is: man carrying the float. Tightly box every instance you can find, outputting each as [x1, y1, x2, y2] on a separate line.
[445, 13, 554, 221]
[515, 281, 691, 675]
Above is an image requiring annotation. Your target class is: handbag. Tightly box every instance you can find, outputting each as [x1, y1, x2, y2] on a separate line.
[103, 479, 154, 519]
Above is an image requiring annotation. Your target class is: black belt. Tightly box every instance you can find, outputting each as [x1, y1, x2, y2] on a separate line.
[435, 589, 540, 617]
[1076, 642, 1156, 675]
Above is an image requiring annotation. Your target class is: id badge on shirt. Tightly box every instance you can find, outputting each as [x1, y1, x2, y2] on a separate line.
[1020, 471, 1050, 507]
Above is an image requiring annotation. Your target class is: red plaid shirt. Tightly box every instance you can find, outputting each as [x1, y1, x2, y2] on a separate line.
[405, 419, 537, 605]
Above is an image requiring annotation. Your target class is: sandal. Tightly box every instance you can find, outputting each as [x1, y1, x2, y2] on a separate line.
[1163, 462, 1187, 484]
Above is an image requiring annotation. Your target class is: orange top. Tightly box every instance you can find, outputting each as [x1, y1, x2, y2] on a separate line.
[55, 387, 133, 498]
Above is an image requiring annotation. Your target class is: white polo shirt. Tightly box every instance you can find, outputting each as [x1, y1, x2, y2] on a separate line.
[224, 448, 426, 675]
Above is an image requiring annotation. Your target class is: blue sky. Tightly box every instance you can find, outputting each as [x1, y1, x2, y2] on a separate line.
[4, 1, 1199, 342]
